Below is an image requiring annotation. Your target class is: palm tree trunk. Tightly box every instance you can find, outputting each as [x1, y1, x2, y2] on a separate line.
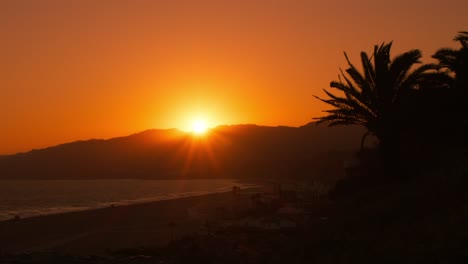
[378, 133, 402, 179]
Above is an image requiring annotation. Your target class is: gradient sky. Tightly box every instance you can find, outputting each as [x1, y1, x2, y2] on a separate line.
[1, 0, 467, 154]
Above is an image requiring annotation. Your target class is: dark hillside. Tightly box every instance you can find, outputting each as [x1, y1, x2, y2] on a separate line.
[0, 123, 365, 180]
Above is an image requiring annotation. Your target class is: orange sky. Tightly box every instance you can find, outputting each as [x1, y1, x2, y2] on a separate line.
[1, 0, 467, 154]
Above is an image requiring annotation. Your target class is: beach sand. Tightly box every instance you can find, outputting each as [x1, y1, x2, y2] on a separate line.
[0, 189, 258, 255]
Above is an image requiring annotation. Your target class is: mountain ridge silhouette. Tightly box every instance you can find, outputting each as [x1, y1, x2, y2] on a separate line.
[0, 122, 365, 180]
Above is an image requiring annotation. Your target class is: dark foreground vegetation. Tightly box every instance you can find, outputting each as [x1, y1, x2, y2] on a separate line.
[1, 32, 467, 263]
[314, 32, 467, 179]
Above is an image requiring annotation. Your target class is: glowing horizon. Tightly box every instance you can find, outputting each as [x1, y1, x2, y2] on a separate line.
[191, 119, 209, 135]
[1, 0, 467, 154]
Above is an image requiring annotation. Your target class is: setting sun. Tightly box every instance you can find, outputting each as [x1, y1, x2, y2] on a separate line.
[192, 119, 209, 134]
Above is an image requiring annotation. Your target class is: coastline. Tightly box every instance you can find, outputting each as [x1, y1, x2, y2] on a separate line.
[0, 179, 261, 222]
[0, 186, 262, 255]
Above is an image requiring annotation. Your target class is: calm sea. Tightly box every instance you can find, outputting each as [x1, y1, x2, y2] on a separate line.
[0, 179, 254, 221]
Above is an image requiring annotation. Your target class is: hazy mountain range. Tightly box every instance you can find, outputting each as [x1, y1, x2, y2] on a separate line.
[0, 123, 366, 180]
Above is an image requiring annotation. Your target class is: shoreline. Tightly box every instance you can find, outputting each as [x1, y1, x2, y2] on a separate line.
[0, 188, 257, 223]
[0, 179, 261, 222]
[0, 186, 263, 255]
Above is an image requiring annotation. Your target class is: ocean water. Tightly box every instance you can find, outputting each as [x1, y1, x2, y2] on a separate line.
[0, 179, 254, 221]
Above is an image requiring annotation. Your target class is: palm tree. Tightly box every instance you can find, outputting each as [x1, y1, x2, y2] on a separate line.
[314, 42, 436, 177]
[433, 31, 468, 91]
[432, 31, 468, 148]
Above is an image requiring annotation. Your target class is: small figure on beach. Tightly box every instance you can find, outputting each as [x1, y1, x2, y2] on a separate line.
[232, 185, 241, 197]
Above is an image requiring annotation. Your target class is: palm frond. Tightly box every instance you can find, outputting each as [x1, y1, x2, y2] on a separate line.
[454, 31, 468, 49]
[433, 48, 458, 70]
[360, 51, 376, 91]
[390, 49, 422, 91]
[343, 52, 370, 93]
[400, 63, 438, 93]
[373, 42, 393, 102]
[313, 41, 433, 137]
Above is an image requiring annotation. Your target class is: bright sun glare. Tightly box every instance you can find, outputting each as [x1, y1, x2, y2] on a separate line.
[192, 119, 208, 134]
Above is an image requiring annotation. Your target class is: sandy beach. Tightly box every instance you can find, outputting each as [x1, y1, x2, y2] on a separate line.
[0, 189, 257, 255]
